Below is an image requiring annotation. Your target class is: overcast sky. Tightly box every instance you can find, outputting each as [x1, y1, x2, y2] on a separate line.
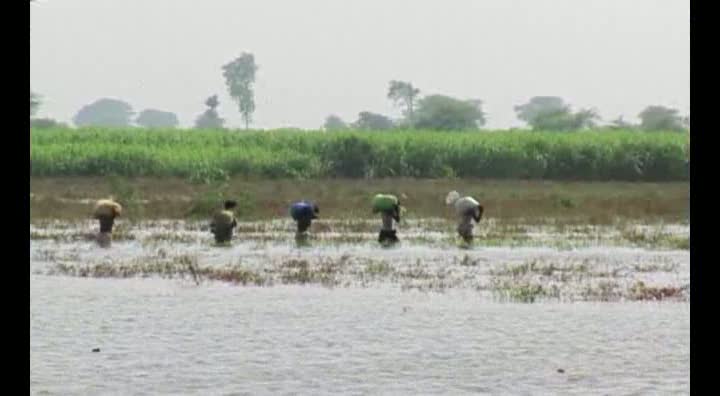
[30, 0, 689, 129]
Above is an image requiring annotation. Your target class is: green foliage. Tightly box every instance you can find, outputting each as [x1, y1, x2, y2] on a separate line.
[30, 127, 688, 181]
[387, 80, 420, 123]
[73, 98, 134, 127]
[639, 105, 685, 132]
[31, 118, 68, 129]
[515, 96, 599, 131]
[573, 108, 601, 129]
[323, 115, 348, 131]
[414, 95, 486, 130]
[353, 112, 395, 130]
[205, 95, 219, 109]
[508, 283, 546, 303]
[222, 53, 257, 129]
[321, 135, 375, 177]
[194, 95, 225, 129]
[136, 109, 179, 128]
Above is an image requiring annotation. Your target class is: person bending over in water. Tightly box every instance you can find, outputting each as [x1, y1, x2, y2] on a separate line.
[445, 191, 484, 244]
[372, 194, 401, 244]
[210, 200, 238, 244]
[290, 200, 319, 235]
[93, 198, 122, 247]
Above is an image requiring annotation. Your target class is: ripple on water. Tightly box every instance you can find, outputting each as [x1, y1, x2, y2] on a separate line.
[30, 221, 689, 394]
[31, 276, 689, 395]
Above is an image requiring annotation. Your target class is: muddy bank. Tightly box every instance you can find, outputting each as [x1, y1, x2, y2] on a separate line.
[30, 177, 689, 223]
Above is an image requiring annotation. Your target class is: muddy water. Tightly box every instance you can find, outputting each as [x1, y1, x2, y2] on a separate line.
[30, 221, 689, 394]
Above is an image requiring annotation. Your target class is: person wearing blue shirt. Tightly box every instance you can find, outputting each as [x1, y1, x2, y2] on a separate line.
[290, 200, 319, 235]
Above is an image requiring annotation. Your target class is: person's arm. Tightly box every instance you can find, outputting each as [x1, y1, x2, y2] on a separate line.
[393, 205, 401, 222]
[474, 205, 484, 223]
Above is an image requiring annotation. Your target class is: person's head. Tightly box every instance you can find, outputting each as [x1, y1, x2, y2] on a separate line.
[224, 200, 238, 210]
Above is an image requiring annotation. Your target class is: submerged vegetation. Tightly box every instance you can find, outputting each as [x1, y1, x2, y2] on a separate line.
[31, 219, 689, 303]
[31, 128, 688, 181]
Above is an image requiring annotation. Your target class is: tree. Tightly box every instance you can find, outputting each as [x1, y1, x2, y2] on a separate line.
[413, 95, 486, 130]
[515, 97, 567, 123]
[514, 96, 599, 131]
[194, 95, 225, 129]
[609, 115, 635, 129]
[31, 118, 69, 129]
[30, 92, 41, 117]
[323, 115, 348, 131]
[527, 109, 574, 130]
[638, 105, 685, 131]
[387, 80, 420, 124]
[206, 95, 219, 109]
[72, 98, 134, 127]
[572, 108, 601, 129]
[136, 109, 179, 128]
[222, 53, 258, 129]
[352, 112, 395, 130]
[514, 96, 570, 129]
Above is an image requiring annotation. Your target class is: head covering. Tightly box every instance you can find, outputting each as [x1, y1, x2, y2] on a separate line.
[93, 199, 122, 218]
[445, 191, 461, 205]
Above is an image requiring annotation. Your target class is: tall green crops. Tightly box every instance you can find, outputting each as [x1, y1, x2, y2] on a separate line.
[30, 128, 689, 181]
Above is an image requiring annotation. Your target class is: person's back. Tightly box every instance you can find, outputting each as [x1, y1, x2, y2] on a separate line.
[211, 200, 238, 244]
[446, 191, 483, 243]
[290, 200, 319, 234]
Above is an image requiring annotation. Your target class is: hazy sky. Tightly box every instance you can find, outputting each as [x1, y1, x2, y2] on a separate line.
[30, 0, 689, 129]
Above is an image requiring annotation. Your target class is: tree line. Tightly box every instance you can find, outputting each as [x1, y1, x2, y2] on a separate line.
[325, 82, 689, 132]
[30, 52, 257, 131]
[30, 52, 689, 132]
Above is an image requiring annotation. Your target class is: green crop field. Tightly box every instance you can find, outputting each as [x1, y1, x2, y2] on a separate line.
[30, 127, 689, 182]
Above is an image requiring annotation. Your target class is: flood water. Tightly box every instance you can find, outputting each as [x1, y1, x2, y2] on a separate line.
[30, 220, 689, 394]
